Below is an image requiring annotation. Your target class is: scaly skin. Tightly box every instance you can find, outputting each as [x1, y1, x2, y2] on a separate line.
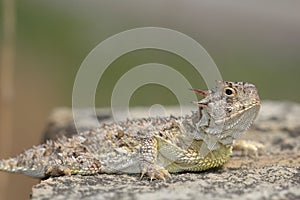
[0, 81, 260, 180]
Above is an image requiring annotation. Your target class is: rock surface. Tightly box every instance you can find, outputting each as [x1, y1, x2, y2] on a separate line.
[31, 101, 300, 200]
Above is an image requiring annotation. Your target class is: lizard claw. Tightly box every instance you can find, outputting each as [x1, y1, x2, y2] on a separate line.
[140, 164, 171, 181]
[140, 170, 146, 180]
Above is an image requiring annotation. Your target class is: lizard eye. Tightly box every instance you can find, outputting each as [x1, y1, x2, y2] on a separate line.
[224, 87, 235, 96]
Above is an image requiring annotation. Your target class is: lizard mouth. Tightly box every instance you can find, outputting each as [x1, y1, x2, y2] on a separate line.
[226, 102, 260, 129]
[230, 99, 261, 121]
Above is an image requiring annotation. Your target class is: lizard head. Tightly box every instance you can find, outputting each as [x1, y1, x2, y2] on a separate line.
[193, 80, 261, 141]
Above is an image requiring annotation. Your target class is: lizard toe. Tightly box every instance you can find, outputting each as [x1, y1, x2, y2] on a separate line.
[233, 140, 265, 157]
[141, 164, 171, 181]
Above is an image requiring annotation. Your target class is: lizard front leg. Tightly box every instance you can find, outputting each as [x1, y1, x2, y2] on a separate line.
[233, 140, 265, 157]
[139, 137, 171, 181]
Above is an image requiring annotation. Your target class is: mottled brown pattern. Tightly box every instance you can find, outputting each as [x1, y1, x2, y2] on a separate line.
[0, 81, 261, 180]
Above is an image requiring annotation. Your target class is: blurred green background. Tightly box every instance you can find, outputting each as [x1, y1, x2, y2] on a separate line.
[0, 1, 300, 199]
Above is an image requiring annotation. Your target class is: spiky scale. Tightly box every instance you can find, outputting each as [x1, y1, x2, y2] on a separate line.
[0, 81, 261, 180]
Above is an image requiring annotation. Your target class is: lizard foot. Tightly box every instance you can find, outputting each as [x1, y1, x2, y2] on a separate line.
[233, 140, 265, 157]
[45, 165, 72, 177]
[140, 164, 171, 181]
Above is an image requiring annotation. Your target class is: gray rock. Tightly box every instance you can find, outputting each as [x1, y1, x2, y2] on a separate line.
[31, 101, 300, 200]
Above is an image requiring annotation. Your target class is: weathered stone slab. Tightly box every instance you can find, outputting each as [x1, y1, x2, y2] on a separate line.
[31, 101, 300, 200]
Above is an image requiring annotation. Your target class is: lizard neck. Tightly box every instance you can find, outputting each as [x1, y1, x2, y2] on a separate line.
[181, 108, 235, 157]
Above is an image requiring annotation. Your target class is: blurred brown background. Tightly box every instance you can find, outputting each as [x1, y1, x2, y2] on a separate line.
[0, 1, 300, 199]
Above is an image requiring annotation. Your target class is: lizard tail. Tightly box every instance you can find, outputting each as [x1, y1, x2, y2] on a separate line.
[0, 138, 102, 178]
[0, 157, 19, 173]
[0, 156, 47, 178]
[0, 145, 49, 178]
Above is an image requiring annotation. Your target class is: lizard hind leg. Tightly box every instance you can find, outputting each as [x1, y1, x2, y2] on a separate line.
[46, 151, 102, 177]
[0, 144, 102, 178]
[45, 155, 102, 177]
[139, 137, 171, 181]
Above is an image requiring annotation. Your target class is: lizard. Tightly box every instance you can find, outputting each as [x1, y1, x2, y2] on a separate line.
[0, 80, 262, 180]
